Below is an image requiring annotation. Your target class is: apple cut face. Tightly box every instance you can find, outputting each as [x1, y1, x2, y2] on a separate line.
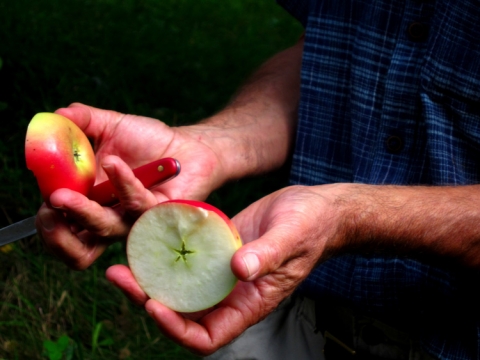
[127, 201, 242, 313]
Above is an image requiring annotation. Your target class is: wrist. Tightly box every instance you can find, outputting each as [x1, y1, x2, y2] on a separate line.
[327, 183, 415, 255]
[315, 183, 410, 256]
[329, 183, 480, 268]
[306, 183, 359, 259]
[181, 121, 252, 185]
[186, 110, 292, 183]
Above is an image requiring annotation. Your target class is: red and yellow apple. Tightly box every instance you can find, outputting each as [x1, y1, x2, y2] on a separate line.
[25, 112, 96, 202]
[127, 200, 243, 313]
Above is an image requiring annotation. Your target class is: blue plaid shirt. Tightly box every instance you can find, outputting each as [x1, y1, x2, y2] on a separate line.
[277, 0, 480, 359]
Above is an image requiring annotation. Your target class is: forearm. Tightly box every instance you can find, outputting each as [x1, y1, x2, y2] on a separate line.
[185, 38, 303, 183]
[329, 184, 480, 268]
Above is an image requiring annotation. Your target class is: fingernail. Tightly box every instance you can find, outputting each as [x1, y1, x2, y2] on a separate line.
[39, 211, 55, 231]
[145, 303, 155, 316]
[242, 253, 260, 279]
[102, 163, 115, 176]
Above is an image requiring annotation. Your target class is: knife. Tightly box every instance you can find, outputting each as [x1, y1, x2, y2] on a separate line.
[0, 158, 181, 246]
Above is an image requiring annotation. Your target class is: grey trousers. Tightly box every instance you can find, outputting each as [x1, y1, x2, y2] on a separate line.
[204, 295, 438, 360]
[205, 296, 325, 360]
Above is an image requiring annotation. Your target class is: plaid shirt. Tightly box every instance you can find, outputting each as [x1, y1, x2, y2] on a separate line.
[277, 0, 480, 359]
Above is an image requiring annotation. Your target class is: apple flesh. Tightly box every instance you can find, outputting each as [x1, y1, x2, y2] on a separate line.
[25, 112, 96, 202]
[127, 200, 242, 313]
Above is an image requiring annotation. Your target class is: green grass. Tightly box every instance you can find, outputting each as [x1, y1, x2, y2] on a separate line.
[0, 0, 302, 358]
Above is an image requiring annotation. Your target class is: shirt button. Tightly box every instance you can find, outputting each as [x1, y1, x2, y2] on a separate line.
[385, 135, 404, 153]
[407, 22, 429, 42]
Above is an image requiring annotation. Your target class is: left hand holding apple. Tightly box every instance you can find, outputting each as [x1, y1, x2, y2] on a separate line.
[35, 102, 231, 270]
[106, 184, 346, 355]
[35, 154, 155, 269]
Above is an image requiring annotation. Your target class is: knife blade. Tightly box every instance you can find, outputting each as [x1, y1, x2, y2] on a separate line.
[0, 158, 181, 246]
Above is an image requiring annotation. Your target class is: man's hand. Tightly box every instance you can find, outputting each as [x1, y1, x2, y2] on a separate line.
[106, 180, 480, 355]
[106, 184, 345, 355]
[36, 103, 226, 270]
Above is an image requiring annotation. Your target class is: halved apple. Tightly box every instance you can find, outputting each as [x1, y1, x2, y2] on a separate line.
[25, 112, 96, 202]
[127, 200, 242, 313]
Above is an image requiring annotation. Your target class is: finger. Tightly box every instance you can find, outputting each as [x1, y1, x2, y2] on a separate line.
[54, 103, 123, 139]
[145, 300, 208, 354]
[144, 278, 268, 356]
[106, 265, 150, 306]
[101, 155, 163, 217]
[36, 205, 108, 270]
[49, 187, 131, 238]
[145, 299, 243, 356]
[108, 268, 250, 354]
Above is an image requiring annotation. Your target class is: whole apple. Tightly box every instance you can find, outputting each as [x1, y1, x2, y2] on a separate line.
[127, 200, 243, 313]
[25, 112, 96, 202]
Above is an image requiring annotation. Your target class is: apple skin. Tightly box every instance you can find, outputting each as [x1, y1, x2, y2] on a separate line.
[25, 112, 96, 202]
[127, 200, 243, 313]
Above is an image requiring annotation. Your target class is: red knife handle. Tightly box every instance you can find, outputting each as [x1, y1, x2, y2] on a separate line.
[88, 158, 181, 206]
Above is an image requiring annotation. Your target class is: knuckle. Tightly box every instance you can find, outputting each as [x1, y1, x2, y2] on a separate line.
[95, 225, 115, 238]
[68, 259, 90, 271]
[68, 248, 99, 271]
[40, 236, 66, 256]
[93, 219, 129, 239]
[124, 199, 146, 216]
[264, 239, 285, 269]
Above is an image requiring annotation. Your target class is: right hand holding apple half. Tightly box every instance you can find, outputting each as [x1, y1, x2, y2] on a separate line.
[127, 200, 243, 313]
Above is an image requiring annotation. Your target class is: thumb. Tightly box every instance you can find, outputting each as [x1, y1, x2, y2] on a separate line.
[231, 227, 292, 282]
